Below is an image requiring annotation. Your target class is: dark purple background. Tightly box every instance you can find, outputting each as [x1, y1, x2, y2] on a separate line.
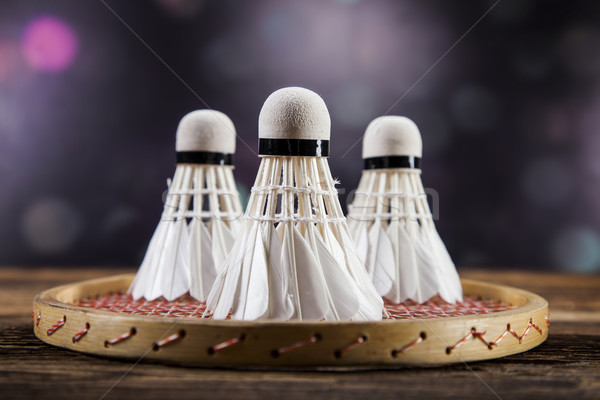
[1, 0, 599, 273]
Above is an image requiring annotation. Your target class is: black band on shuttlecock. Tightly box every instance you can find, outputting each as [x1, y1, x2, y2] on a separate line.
[258, 138, 329, 157]
[364, 156, 421, 170]
[176, 151, 233, 165]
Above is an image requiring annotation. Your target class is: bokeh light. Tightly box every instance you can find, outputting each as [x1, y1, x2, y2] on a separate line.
[335, 0, 361, 4]
[491, 0, 534, 23]
[450, 85, 499, 134]
[0, 93, 22, 142]
[521, 158, 572, 208]
[155, 0, 206, 18]
[0, 40, 20, 83]
[329, 83, 379, 128]
[560, 27, 600, 79]
[203, 33, 259, 80]
[510, 37, 553, 80]
[21, 16, 78, 73]
[399, 105, 451, 157]
[540, 104, 572, 144]
[0, 1, 597, 271]
[101, 206, 139, 236]
[255, 1, 449, 88]
[21, 198, 82, 254]
[552, 227, 600, 273]
[579, 97, 600, 178]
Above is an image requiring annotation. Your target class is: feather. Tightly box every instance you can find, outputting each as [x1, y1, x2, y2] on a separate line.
[188, 219, 215, 301]
[206, 219, 252, 319]
[312, 225, 360, 320]
[428, 229, 463, 303]
[323, 224, 349, 269]
[355, 224, 369, 265]
[365, 223, 379, 278]
[130, 165, 193, 301]
[231, 225, 269, 320]
[282, 224, 328, 320]
[334, 226, 384, 321]
[211, 217, 236, 272]
[207, 153, 383, 322]
[157, 219, 191, 301]
[129, 221, 168, 300]
[130, 111, 244, 304]
[411, 172, 462, 303]
[346, 214, 358, 238]
[387, 220, 419, 303]
[413, 228, 442, 303]
[129, 166, 187, 301]
[266, 224, 294, 320]
[371, 224, 395, 298]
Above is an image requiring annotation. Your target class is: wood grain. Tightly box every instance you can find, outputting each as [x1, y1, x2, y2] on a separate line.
[1, 267, 599, 399]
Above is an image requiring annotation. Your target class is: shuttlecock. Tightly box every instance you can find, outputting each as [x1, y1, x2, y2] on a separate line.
[205, 87, 384, 321]
[347, 116, 462, 304]
[129, 110, 243, 301]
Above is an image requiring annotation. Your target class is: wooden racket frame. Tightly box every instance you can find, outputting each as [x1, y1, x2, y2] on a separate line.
[33, 274, 548, 368]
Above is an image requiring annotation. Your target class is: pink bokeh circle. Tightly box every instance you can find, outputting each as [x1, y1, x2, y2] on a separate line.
[22, 16, 78, 73]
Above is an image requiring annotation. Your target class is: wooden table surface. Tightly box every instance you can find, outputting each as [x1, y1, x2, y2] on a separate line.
[1, 267, 599, 400]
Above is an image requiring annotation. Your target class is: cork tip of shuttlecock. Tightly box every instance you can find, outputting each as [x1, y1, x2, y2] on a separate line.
[362, 116, 422, 159]
[175, 109, 236, 153]
[259, 87, 331, 141]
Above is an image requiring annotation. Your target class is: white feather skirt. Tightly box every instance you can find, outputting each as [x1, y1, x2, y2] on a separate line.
[129, 164, 243, 301]
[206, 156, 384, 321]
[348, 169, 462, 304]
